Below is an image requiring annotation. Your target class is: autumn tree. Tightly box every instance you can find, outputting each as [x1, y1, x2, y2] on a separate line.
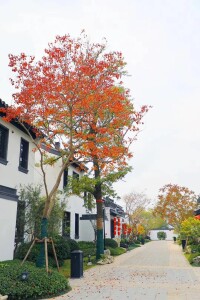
[1, 32, 148, 262]
[123, 191, 151, 226]
[154, 184, 197, 231]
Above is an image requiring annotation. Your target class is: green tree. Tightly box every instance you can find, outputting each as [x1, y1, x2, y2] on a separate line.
[16, 185, 65, 247]
[180, 217, 200, 243]
[140, 209, 166, 233]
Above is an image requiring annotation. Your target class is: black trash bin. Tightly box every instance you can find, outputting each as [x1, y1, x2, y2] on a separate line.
[173, 237, 176, 242]
[71, 250, 83, 278]
[181, 239, 186, 250]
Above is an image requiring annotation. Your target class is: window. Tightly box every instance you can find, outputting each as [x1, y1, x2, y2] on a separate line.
[63, 168, 68, 189]
[15, 200, 25, 245]
[62, 211, 71, 237]
[0, 124, 9, 165]
[75, 213, 79, 239]
[19, 138, 29, 173]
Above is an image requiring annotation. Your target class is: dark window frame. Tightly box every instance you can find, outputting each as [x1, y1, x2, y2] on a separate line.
[63, 168, 68, 189]
[75, 213, 79, 239]
[0, 124, 9, 165]
[62, 211, 71, 237]
[18, 138, 29, 173]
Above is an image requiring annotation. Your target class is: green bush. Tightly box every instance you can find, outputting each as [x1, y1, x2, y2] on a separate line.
[78, 241, 96, 249]
[0, 260, 70, 300]
[81, 247, 96, 257]
[145, 239, 150, 243]
[107, 247, 126, 256]
[157, 231, 166, 240]
[128, 244, 141, 250]
[77, 241, 96, 257]
[105, 238, 118, 249]
[134, 239, 141, 244]
[64, 238, 79, 256]
[15, 242, 40, 262]
[15, 235, 70, 266]
[185, 252, 200, 264]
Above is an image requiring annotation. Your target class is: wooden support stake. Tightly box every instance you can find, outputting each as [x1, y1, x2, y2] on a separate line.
[51, 238, 60, 272]
[44, 237, 49, 273]
[21, 238, 36, 266]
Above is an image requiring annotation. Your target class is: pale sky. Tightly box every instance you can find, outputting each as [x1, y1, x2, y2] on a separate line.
[1, 0, 200, 205]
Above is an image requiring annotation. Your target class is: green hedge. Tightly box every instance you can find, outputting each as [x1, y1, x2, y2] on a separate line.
[105, 238, 118, 249]
[78, 241, 96, 249]
[64, 238, 80, 257]
[77, 241, 96, 257]
[107, 247, 126, 256]
[0, 260, 70, 300]
[15, 235, 70, 266]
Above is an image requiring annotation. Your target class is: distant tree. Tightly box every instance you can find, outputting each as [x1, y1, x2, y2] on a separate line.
[123, 191, 151, 226]
[137, 224, 145, 235]
[157, 231, 166, 240]
[139, 209, 166, 235]
[154, 184, 197, 230]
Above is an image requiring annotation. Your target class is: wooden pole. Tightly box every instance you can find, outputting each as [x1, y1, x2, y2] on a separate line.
[51, 238, 60, 272]
[44, 237, 49, 273]
[21, 238, 36, 266]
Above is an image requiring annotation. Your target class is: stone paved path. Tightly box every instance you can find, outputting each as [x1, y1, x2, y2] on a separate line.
[50, 241, 200, 300]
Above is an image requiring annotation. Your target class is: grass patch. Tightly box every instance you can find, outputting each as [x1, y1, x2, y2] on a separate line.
[128, 244, 141, 250]
[184, 252, 200, 265]
[59, 256, 97, 278]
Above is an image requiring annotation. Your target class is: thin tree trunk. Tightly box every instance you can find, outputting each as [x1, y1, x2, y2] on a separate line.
[96, 199, 104, 259]
[36, 218, 48, 267]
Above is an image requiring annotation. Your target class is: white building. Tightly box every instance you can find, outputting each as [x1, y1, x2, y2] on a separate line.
[0, 99, 36, 261]
[149, 225, 178, 241]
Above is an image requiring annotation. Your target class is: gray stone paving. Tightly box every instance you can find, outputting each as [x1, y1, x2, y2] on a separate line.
[49, 241, 200, 300]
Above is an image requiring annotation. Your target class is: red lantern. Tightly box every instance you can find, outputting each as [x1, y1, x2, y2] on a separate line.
[113, 217, 117, 236]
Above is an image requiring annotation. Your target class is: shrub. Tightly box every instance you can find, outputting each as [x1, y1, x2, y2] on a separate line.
[81, 247, 96, 257]
[105, 238, 118, 249]
[134, 239, 141, 244]
[48, 235, 70, 261]
[157, 231, 166, 240]
[185, 252, 200, 264]
[78, 241, 96, 249]
[77, 241, 96, 257]
[15, 235, 70, 266]
[0, 260, 70, 300]
[145, 239, 150, 243]
[15, 242, 40, 262]
[120, 242, 129, 249]
[107, 247, 126, 256]
[64, 238, 79, 256]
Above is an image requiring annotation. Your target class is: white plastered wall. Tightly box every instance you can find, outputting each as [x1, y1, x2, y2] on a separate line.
[0, 119, 36, 261]
[34, 150, 95, 241]
[149, 229, 178, 241]
[0, 198, 17, 261]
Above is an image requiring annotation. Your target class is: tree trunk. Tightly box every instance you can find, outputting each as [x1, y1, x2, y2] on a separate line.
[36, 218, 48, 267]
[96, 199, 104, 259]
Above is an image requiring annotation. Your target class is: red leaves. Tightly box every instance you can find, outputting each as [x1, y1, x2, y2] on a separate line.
[1, 31, 148, 176]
